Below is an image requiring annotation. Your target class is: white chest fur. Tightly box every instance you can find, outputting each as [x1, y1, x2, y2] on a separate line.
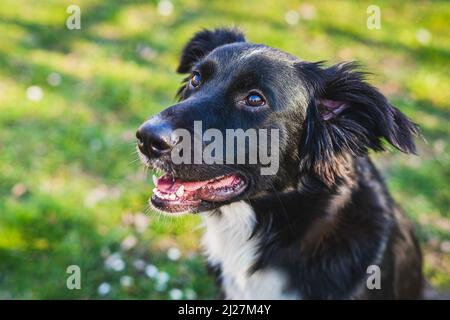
[201, 201, 298, 300]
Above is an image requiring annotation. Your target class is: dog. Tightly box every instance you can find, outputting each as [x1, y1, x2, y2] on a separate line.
[136, 28, 423, 299]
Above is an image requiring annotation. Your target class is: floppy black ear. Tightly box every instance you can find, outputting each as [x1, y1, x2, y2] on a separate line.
[297, 62, 420, 186]
[177, 28, 245, 73]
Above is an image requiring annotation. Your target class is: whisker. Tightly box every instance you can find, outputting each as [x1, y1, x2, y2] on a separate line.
[129, 157, 142, 166]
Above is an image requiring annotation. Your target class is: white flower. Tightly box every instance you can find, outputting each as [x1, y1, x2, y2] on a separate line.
[185, 288, 197, 300]
[120, 275, 134, 288]
[299, 4, 316, 20]
[11, 183, 27, 198]
[416, 28, 432, 45]
[85, 184, 108, 207]
[145, 264, 159, 278]
[104, 252, 125, 272]
[133, 259, 146, 271]
[155, 281, 167, 292]
[137, 45, 157, 61]
[440, 241, 450, 253]
[285, 10, 300, 26]
[121, 235, 138, 251]
[134, 213, 150, 233]
[157, 0, 173, 16]
[157, 271, 170, 284]
[26, 85, 43, 102]
[167, 247, 181, 261]
[155, 272, 170, 292]
[169, 288, 183, 300]
[98, 282, 111, 296]
[47, 72, 61, 86]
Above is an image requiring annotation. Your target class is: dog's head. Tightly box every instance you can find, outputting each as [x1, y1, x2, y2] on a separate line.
[136, 28, 419, 215]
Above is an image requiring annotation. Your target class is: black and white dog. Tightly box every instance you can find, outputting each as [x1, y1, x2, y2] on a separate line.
[136, 28, 423, 299]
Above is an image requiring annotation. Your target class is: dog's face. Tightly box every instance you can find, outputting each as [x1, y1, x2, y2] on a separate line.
[137, 28, 418, 215]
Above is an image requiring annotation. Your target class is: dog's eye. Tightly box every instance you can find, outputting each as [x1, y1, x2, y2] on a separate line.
[245, 93, 265, 107]
[190, 72, 201, 88]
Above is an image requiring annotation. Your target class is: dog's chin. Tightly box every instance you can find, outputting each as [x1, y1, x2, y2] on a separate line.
[149, 172, 249, 215]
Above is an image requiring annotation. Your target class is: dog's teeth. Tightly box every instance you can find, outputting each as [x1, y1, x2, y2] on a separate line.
[152, 175, 158, 186]
[176, 185, 185, 197]
[154, 189, 163, 198]
[169, 193, 176, 200]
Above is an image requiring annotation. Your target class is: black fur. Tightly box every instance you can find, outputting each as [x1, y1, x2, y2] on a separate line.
[297, 61, 419, 187]
[137, 28, 423, 299]
[177, 28, 245, 73]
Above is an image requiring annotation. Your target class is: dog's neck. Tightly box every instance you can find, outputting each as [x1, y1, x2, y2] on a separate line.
[199, 172, 358, 299]
[201, 201, 302, 299]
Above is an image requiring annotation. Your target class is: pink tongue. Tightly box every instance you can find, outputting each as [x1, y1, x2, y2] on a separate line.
[157, 175, 209, 192]
[157, 174, 238, 192]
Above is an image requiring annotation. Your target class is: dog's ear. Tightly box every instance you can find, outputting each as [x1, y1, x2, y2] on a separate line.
[296, 62, 420, 186]
[177, 28, 245, 73]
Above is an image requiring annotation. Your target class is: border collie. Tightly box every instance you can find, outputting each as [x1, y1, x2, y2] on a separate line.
[136, 28, 423, 299]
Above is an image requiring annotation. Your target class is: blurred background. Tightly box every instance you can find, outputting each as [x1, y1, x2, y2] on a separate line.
[0, 0, 448, 299]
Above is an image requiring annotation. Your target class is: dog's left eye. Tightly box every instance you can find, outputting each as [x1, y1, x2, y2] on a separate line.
[245, 93, 266, 107]
[190, 72, 201, 88]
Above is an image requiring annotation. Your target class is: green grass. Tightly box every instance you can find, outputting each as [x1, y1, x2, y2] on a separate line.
[0, 0, 449, 299]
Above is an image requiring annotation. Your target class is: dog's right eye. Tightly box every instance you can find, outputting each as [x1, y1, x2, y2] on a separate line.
[189, 72, 201, 88]
[245, 93, 266, 107]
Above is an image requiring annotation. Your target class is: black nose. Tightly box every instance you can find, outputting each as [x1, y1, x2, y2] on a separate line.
[136, 119, 176, 158]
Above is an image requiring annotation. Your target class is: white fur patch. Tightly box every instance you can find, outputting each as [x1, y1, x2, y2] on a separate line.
[201, 201, 299, 299]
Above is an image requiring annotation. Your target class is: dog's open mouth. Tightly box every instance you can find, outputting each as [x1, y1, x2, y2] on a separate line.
[151, 173, 247, 214]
